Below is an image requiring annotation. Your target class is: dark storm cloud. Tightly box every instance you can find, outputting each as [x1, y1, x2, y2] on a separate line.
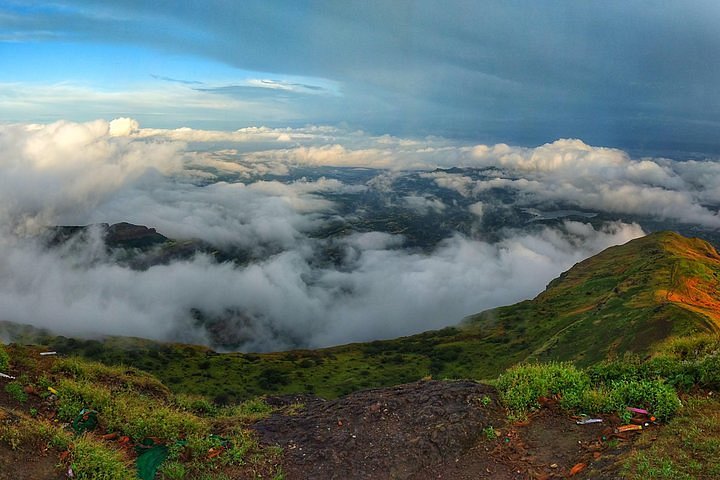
[3, 1, 720, 154]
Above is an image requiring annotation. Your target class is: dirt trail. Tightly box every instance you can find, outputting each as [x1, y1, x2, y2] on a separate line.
[255, 381, 639, 480]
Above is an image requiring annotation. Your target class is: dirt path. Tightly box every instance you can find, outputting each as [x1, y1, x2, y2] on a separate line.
[255, 381, 640, 480]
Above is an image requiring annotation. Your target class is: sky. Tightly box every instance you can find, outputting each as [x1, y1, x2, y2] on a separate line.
[1, 1, 720, 156]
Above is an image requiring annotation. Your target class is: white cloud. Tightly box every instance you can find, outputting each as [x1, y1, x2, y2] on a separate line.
[0, 118, 716, 350]
[108, 117, 140, 137]
[0, 119, 185, 233]
[468, 201, 485, 218]
[403, 195, 446, 215]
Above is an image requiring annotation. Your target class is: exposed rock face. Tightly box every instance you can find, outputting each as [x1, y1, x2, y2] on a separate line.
[254, 380, 502, 480]
[105, 222, 168, 248]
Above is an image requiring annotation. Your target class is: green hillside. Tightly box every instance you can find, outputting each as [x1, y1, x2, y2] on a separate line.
[466, 230, 720, 365]
[5, 231, 720, 401]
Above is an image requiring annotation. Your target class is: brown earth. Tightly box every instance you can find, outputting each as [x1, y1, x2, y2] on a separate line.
[255, 381, 643, 480]
[0, 442, 63, 480]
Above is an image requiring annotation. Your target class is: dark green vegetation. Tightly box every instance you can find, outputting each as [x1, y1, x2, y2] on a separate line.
[7, 231, 719, 402]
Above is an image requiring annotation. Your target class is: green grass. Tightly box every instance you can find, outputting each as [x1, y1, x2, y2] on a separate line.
[0, 416, 71, 451]
[495, 360, 682, 420]
[4, 381, 28, 403]
[623, 397, 720, 479]
[70, 434, 136, 480]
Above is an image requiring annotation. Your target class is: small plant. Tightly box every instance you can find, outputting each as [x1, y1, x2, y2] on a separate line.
[480, 395, 493, 407]
[4, 381, 28, 403]
[220, 398, 274, 421]
[175, 393, 218, 416]
[482, 426, 496, 440]
[159, 460, 186, 479]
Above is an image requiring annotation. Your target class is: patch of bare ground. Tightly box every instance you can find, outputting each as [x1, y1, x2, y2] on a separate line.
[256, 382, 644, 480]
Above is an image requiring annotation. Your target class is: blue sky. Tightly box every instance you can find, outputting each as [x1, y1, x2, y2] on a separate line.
[1, 0, 720, 156]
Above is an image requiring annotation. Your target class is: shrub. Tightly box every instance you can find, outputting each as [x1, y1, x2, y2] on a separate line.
[175, 393, 218, 416]
[0, 344, 9, 372]
[587, 358, 645, 384]
[496, 361, 682, 421]
[495, 362, 589, 415]
[697, 354, 720, 390]
[607, 380, 681, 421]
[577, 387, 617, 414]
[660, 334, 720, 360]
[257, 368, 290, 390]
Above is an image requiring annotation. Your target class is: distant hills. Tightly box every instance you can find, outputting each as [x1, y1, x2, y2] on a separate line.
[5, 230, 720, 402]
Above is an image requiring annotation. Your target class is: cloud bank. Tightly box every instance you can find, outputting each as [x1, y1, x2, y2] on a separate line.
[3, 118, 719, 350]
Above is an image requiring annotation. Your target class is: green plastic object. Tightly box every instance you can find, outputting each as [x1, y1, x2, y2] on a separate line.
[72, 409, 98, 434]
[135, 442, 169, 480]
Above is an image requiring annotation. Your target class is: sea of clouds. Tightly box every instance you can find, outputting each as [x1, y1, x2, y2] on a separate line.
[1, 118, 717, 350]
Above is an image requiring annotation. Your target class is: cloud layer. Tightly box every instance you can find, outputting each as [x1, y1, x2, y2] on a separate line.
[3, 118, 719, 351]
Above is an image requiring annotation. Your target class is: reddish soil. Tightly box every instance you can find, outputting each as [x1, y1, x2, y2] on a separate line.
[666, 277, 720, 328]
[255, 382, 643, 480]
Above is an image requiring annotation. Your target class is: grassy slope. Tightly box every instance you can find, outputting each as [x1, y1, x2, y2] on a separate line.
[467, 231, 720, 367]
[0, 344, 284, 480]
[5, 231, 720, 402]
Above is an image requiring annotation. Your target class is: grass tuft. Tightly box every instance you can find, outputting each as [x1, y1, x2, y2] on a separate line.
[69, 434, 135, 480]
